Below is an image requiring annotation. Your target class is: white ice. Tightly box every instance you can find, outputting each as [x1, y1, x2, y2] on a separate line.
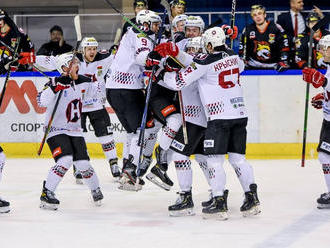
[0, 158, 330, 248]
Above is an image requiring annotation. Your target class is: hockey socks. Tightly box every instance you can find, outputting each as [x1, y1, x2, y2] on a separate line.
[206, 155, 226, 197]
[75, 160, 100, 191]
[98, 135, 117, 161]
[45, 155, 72, 192]
[172, 152, 192, 192]
[228, 153, 255, 192]
[159, 113, 182, 150]
[195, 154, 211, 186]
[319, 152, 330, 192]
[0, 152, 5, 182]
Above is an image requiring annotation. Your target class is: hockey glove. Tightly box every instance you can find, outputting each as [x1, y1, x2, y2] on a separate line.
[154, 42, 179, 58]
[275, 61, 290, 72]
[144, 65, 164, 83]
[164, 57, 181, 72]
[146, 51, 162, 67]
[18, 52, 36, 65]
[0, 56, 14, 75]
[302, 67, 326, 88]
[311, 92, 324, 109]
[48, 76, 72, 93]
[221, 24, 238, 40]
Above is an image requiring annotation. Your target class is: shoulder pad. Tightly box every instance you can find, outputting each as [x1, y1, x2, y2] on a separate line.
[94, 51, 111, 61]
[193, 50, 235, 65]
[76, 75, 92, 84]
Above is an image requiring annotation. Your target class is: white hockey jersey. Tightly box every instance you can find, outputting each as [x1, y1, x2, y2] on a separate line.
[164, 49, 246, 121]
[323, 64, 330, 122]
[37, 76, 94, 139]
[106, 27, 155, 90]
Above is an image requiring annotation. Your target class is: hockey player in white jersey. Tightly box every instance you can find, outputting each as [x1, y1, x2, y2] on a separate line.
[75, 37, 120, 180]
[171, 14, 187, 42]
[106, 10, 162, 190]
[37, 53, 103, 210]
[302, 34, 330, 209]
[155, 27, 260, 219]
[0, 147, 9, 213]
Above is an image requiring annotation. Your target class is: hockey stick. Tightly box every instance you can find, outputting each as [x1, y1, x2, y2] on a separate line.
[0, 37, 21, 109]
[230, 0, 237, 49]
[205, 17, 223, 30]
[160, 0, 188, 145]
[37, 15, 82, 155]
[301, 15, 330, 167]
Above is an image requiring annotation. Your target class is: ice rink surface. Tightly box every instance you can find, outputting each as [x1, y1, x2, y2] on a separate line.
[0, 158, 330, 248]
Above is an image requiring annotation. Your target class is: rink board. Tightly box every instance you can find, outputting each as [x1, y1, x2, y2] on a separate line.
[0, 70, 325, 159]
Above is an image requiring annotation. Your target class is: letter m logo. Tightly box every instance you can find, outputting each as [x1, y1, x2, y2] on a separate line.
[0, 80, 46, 114]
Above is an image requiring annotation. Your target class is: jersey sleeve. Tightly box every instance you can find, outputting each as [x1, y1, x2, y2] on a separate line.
[37, 85, 56, 107]
[134, 35, 153, 66]
[35, 55, 57, 71]
[238, 27, 247, 60]
[275, 24, 290, 63]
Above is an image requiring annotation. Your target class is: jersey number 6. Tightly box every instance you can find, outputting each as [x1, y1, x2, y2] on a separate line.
[218, 68, 239, 89]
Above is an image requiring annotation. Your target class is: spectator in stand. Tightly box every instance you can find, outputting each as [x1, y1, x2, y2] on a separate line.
[170, 0, 186, 20]
[277, 0, 307, 67]
[37, 25, 73, 56]
[295, 12, 330, 69]
[239, 5, 290, 71]
[122, 0, 148, 37]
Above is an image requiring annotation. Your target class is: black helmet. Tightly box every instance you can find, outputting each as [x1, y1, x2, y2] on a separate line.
[306, 12, 320, 24]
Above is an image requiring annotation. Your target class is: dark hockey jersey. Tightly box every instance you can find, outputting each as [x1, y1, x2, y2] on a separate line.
[239, 21, 289, 68]
[295, 29, 330, 69]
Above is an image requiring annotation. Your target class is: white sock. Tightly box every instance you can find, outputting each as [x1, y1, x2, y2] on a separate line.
[0, 152, 5, 182]
[319, 152, 330, 192]
[172, 151, 192, 192]
[207, 155, 226, 197]
[159, 113, 182, 150]
[98, 135, 117, 161]
[228, 152, 255, 192]
[195, 154, 211, 186]
[45, 155, 72, 192]
[75, 160, 100, 191]
[128, 131, 141, 166]
[143, 121, 161, 157]
[123, 133, 133, 160]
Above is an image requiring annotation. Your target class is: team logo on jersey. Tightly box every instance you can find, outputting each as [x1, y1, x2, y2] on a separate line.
[268, 33, 275, 44]
[249, 31, 256, 39]
[190, 62, 197, 70]
[171, 140, 185, 151]
[254, 41, 271, 61]
[97, 66, 103, 77]
[230, 97, 245, 108]
[204, 140, 214, 148]
[66, 99, 82, 123]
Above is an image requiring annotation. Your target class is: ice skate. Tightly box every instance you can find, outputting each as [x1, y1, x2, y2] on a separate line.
[0, 197, 10, 213]
[317, 192, 330, 209]
[138, 155, 152, 177]
[91, 187, 104, 206]
[146, 165, 173, 191]
[119, 156, 144, 191]
[201, 190, 213, 207]
[73, 165, 83, 185]
[240, 184, 261, 217]
[168, 191, 195, 217]
[40, 181, 60, 211]
[202, 190, 229, 220]
[109, 158, 120, 178]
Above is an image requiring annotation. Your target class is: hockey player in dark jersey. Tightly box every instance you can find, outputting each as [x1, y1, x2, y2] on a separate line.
[0, 9, 35, 71]
[239, 5, 290, 71]
[295, 12, 330, 69]
[37, 53, 104, 210]
[302, 35, 330, 209]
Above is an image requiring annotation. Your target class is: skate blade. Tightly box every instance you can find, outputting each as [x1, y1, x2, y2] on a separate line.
[118, 183, 142, 192]
[317, 203, 330, 209]
[40, 201, 59, 211]
[169, 208, 195, 217]
[242, 206, 261, 217]
[146, 173, 171, 191]
[0, 206, 10, 213]
[94, 200, 102, 207]
[75, 178, 83, 185]
[203, 211, 228, 221]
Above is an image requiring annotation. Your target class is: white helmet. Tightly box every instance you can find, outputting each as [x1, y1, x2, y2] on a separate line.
[202, 27, 226, 49]
[186, 36, 203, 53]
[318, 34, 330, 51]
[185, 16, 205, 32]
[56, 52, 74, 74]
[172, 14, 188, 28]
[136, 10, 161, 27]
[81, 37, 98, 48]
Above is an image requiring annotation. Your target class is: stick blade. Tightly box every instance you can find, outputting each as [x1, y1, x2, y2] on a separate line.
[74, 15, 82, 42]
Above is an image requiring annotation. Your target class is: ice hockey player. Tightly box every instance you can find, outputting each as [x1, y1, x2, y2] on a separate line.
[37, 53, 103, 210]
[155, 27, 260, 219]
[106, 10, 162, 190]
[302, 34, 330, 209]
[0, 9, 35, 71]
[74, 37, 120, 181]
[171, 14, 188, 42]
[239, 5, 290, 71]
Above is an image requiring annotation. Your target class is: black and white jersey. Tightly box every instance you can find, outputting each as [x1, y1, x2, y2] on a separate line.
[323, 64, 330, 122]
[164, 48, 246, 121]
[106, 27, 155, 90]
[37, 75, 94, 139]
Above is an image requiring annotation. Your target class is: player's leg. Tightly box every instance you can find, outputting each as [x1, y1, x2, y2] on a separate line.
[0, 146, 9, 213]
[41, 135, 74, 210]
[71, 136, 103, 206]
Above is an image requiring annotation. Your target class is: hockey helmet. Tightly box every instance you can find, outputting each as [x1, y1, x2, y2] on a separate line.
[202, 27, 226, 49]
[81, 37, 98, 48]
[56, 52, 76, 74]
[306, 12, 320, 24]
[318, 34, 330, 51]
[136, 10, 161, 27]
[186, 36, 203, 53]
[185, 16, 205, 32]
[172, 14, 188, 28]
